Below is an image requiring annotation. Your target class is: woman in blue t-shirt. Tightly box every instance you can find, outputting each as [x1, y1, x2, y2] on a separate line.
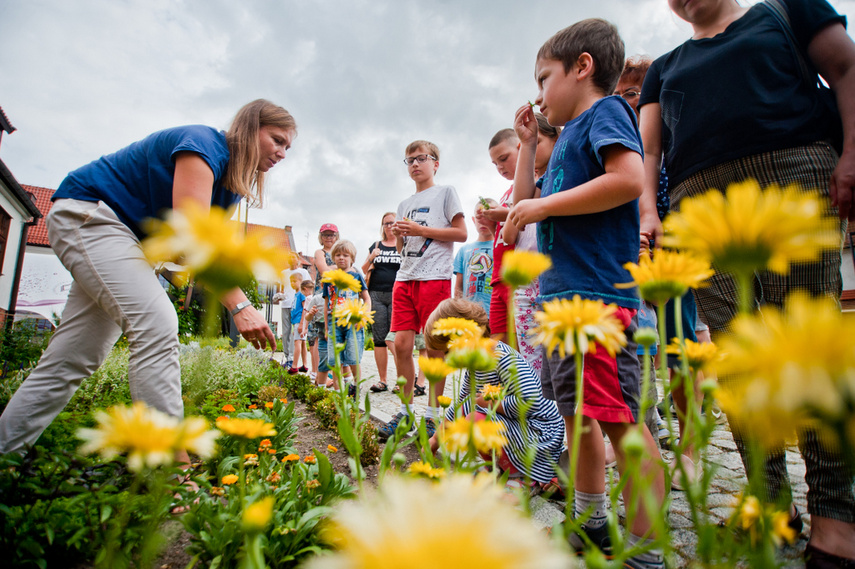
[0, 100, 297, 460]
[638, 1, 855, 564]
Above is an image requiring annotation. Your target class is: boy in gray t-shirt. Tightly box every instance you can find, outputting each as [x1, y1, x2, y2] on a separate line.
[378, 140, 466, 442]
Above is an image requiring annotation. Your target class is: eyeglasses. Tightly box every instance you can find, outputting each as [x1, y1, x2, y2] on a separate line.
[321, 232, 337, 237]
[382, 221, 395, 226]
[616, 90, 640, 101]
[403, 154, 436, 166]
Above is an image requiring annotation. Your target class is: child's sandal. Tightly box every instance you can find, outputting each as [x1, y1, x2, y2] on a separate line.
[413, 384, 426, 397]
[369, 382, 388, 393]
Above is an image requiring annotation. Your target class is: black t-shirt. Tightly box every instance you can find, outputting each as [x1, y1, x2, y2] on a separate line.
[639, 0, 845, 188]
[367, 242, 402, 292]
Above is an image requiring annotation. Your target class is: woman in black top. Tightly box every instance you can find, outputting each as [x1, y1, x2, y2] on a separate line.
[362, 212, 402, 391]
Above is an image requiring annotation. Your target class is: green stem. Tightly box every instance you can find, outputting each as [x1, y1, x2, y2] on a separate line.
[565, 347, 585, 525]
[735, 270, 754, 316]
[506, 285, 518, 350]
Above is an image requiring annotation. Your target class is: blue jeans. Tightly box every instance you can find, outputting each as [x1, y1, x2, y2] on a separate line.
[326, 325, 364, 368]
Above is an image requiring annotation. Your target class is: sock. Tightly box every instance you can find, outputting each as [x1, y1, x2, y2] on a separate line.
[400, 404, 413, 415]
[575, 490, 608, 529]
[627, 533, 664, 567]
[433, 407, 443, 420]
[425, 407, 435, 419]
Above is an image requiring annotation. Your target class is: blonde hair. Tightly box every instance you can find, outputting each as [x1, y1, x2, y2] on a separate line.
[380, 211, 396, 239]
[331, 239, 357, 263]
[405, 140, 440, 162]
[424, 298, 490, 352]
[225, 99, 296, 207]
[300, 280, 314, 291]
[489, 128, 519, 149]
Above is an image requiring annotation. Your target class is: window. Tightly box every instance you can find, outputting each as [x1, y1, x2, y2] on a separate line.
[0, 207, 10, 276]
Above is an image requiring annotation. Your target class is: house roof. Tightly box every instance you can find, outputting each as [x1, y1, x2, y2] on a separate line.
[0, 160, 41, 219]
[246, 222, 295, 253]
[0, 106, 15, 135]
[23, 185, 54, 247]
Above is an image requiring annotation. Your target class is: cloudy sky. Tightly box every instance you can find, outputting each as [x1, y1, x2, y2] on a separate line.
[2, 0, 853, 263]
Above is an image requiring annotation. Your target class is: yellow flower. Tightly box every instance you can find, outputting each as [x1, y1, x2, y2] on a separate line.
[501, 250, 552, 287]
[222, 404, 236, 412]
[771, 511, 798, 546]
[439, 418, 472, 454]
[242, 496, 275, 531]
[321, 268, 363, 294]
[217, 418, 277, 439]
[142, 203, 291, 293]
[533, 295, 627, 359]
[445, 337, 497, 372]
[714, 292, 855, 449]
[406, 461, 447, 480]
[335, 298, 375, 331]
[665, 338, 719, 372]
[734, 495, 763, 545]
[661, 179, 839, 276]
[305, 455, 317, 464]
[437, 395, 453, 408]
[481, 384, 503, 402]
[77, 403, 218, 472]
[431, 317, 484, 340]
[619, 250, 714, 304]
[418, 356, 454, 383]
[327, 445, 338, 453]
[303, 475, 570, 569]
[282, 454, 300, 462]
[472, 421, 508, 453]
[221, 474, 239, 485]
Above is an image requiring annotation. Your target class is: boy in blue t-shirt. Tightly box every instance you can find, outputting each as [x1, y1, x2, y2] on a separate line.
[453, 201, 497, 315]
[288, 280, 313, 374]
[509, 19, 665, 569]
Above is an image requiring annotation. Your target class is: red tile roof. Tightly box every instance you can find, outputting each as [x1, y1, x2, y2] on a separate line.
[23, 185, 54, 247]
[245, 223, 295, 252]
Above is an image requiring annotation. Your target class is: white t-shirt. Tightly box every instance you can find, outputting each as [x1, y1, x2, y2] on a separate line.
[277, 268, 312, 308]
[395, 184, 463, 281]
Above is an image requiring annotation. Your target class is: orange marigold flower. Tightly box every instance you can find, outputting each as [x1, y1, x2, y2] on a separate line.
[259, 439, 272, 448]
[221, 474, 239, 485]
[248, 404, 258, 409]
[215, 416, 229, 422]
[304, 455, 317, 464]
[282, 454, 300, 462]
[327, 445, 338, 453]
[210, 486, 225, 496]
[265, 402, 274, 409]
[267, 449, 277, 455]
[306, 479, 321, 490]
[222, 404, 236, 412]
[279, 398, 288, 404]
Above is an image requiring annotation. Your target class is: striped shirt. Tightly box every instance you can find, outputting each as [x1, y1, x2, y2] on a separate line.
[445, 342, 565, 483]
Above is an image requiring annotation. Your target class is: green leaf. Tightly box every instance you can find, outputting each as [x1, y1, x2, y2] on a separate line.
[99, 504, 112, 523]
[315, 450, 332, 487]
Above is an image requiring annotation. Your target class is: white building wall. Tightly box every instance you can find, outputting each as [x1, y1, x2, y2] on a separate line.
[0, 189, 31, 312]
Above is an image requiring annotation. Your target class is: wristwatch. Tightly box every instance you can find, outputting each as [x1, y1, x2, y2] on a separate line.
[230, 300, 252, 317]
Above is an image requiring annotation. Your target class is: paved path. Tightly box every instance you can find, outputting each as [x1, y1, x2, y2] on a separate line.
[275, 348, 810, 567]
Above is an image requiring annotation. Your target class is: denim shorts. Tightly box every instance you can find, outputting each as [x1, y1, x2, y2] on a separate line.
[326, 325, 364, 367]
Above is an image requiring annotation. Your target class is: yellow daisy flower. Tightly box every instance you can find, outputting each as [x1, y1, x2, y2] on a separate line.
[714, 292, 855, 449]
[665, 338, 719, 372]
[431, 317, 484, 340]
[242, 496, 275, 531]
[437, 395, 453, 408]
[321, 268, 363, 294]
[661, 179, 839, 276]
[142, 203, 291, 293]
[439, 418, 472, 454]
[481, 384, 503, 401]
[221, 474, 239, 485]
[501, 250, 552, 287]
[418, 356, 454, 383]
[771, 511, 798, 546]
[472, 421, 508, 453]
[217, 418, 277, 440]
[77, 403, 218, 472]
[335, 298, 375, 331]
[445, 337, 497, 372]
[533, 295, 627, 359]
[619, 250, 714, 304]
[303, 475, 570, 569]
[406, 460, 447, 480]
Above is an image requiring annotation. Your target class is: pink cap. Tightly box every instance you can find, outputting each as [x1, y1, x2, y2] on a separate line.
[319, 223, 339, 233]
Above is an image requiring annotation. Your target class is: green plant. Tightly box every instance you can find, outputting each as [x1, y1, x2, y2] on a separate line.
[0, 320, 51, 377]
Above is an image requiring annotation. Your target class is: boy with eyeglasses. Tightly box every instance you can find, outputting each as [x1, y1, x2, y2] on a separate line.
[378, 140, 467, 442]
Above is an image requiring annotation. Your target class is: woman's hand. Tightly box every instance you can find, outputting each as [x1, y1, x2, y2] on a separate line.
[234, 305, 277, 350]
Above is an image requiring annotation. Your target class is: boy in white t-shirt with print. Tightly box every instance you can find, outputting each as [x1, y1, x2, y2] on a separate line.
[378, 139, 467, 442]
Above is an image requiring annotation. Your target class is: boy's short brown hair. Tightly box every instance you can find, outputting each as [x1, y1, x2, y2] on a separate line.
[330, 239, 357, 262]
[405, 140, 440, 162]
[424, 298, 490, 352]
[300, 280, 314, 291]
[488, 128, 519, 150]
[537, 19, 625, 96]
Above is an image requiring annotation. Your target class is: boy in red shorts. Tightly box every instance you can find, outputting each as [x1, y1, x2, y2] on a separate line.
[378, 139, 466, 442]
